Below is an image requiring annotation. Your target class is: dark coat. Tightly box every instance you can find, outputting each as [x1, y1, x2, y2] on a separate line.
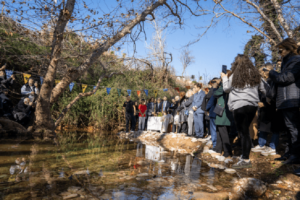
[161, 101, 171, 112]
[169, 100, 179, 115]
[269, 53, 300, 109]
[201, 88, 214, 111]
[177, 97, 188, 123]
[259, 78, 286, 133]
[213, 83, 232, 126]
[147, 102, 155, 116]
[0, 77, 13, 92]
[15, 99, 32, 114]
[156, 102, 163, 113]
[206, 89, 217, 119]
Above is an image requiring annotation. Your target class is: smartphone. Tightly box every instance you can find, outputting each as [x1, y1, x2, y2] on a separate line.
[262, 67, 269, 72]
[222, 65, 227, 74]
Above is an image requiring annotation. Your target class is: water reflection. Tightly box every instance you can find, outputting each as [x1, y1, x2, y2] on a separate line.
[0, 131, 235, 199]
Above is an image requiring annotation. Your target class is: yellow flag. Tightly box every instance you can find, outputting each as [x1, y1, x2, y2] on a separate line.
[55, 80, 60, 85]
[82, 84, 88, 93]
[23, 73, 31, 84]
[154, 90, 158, 98]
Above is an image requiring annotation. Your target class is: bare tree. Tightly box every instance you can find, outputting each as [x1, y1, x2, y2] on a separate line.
[4, 0, 204, 135]
[145, 20, 173, 84]
[180, 47, 195, 76]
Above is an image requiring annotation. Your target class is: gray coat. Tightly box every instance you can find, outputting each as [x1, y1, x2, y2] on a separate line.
[269, 54, 300, 109]
[222, 75, 266, 111]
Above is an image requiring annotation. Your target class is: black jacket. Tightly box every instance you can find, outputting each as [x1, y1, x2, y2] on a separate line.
[201, 88, 214, 112]
[15, 99, 32, 114]
[269, 53, 300, 109]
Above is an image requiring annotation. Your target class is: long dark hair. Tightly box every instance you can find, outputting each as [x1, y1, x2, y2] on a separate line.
[230, 54, 261, 89]
[276, 38, 299, 55]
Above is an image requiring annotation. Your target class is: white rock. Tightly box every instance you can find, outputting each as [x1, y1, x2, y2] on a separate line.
[137, 173, 149, 177]
[224, 168, 236, 174]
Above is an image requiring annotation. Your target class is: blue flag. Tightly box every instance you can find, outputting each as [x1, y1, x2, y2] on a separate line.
[5, 70, 13, 79]
[127, 89, 131, 96]
[40, 76, 44, 85]
[144, 89, 148, 96]
[69, 82, 75, 92]
[106, 88, 111, 95]
[163, 88, 168, 92]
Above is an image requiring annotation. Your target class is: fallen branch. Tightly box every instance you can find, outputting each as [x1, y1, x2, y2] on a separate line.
[54, 72, 124, 127]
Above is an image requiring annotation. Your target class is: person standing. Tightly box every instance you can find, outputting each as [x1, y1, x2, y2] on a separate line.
[156, 98, 162, 115]
[177, 92, 188, 133]
[267, 38, 300, 168]
[138, 99, 147, 131]
[192, 83, 205, 138]
[170, 96, 180, 132]
[162, 96, 170, 113]
[145, 97, 155, 130]
[21, 78, 39, 102]
[251, 64, 281, 156]
[222, 54, 266, 169]
[181, 89, 195, 136]
[206, 80, 220, 151]
[123, 95, 136, 133]
[213, 79, 233, 158]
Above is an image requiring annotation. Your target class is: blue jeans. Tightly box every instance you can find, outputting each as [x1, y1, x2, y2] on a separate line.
[194, 112, 204, 137]
[210, 118, 217, 148]
[258, 131, 279, 150]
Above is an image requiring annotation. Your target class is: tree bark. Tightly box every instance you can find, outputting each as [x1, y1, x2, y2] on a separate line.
[270, 0, 293, 38]
[245, 0, 283, 42]
[50, 0, 167, 104]
[34, 0, 76, 132]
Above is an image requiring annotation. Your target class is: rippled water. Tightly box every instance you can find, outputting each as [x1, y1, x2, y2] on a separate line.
[0, 132, 237, 200]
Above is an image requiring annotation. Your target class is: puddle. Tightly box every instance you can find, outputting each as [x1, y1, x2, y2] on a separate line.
[0, 131, 297, 199]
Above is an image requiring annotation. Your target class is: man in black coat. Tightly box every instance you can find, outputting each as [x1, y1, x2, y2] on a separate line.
[267, 38, 300, 166]
[156, 98, 163, 115]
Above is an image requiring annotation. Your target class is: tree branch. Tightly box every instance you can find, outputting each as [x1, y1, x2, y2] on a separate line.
[218, 2, 277, 45]
[270, 0, 293, 38]
[54, 72, 124, 127]
[245, 0, 283, 42]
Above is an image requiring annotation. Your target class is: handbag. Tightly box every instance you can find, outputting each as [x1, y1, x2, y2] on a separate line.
[213, 96, 226, 117]
[264, 79, 277, 101]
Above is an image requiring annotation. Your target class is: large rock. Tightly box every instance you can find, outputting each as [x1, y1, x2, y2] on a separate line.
[232, 178, 267, 198]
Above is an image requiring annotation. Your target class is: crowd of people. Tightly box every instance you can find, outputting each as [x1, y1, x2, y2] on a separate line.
[123, 38, 300, 175]
[0, 65, 39, 126]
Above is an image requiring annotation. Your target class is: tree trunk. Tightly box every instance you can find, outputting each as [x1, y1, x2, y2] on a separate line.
[34, 0, 76, 133]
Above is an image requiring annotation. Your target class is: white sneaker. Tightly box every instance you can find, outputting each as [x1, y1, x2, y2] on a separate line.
[251, 145, 266, 152]
[261, 147, 276, 156]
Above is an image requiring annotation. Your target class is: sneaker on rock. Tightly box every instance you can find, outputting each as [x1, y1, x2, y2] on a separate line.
[251, 145, 266, 152]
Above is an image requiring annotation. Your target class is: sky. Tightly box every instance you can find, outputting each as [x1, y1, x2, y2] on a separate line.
[103, 0, 255, 80]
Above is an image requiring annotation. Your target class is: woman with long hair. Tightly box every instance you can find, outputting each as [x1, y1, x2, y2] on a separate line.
[222, 54, 266, 169]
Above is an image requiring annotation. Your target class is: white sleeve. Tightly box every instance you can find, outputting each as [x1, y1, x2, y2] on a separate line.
[222, 75, 232, 93]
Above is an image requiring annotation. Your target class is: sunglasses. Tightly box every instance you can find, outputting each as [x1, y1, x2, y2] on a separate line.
[278, 49, 283, 54]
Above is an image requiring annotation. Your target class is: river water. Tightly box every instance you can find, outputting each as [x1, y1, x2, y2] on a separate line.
[0, 131, 241, 199]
